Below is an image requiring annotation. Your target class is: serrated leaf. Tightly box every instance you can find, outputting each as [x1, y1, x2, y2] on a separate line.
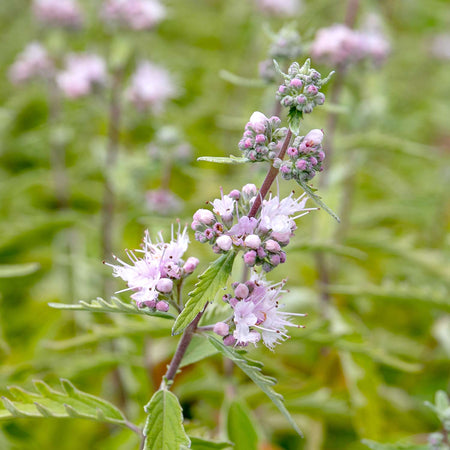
[287, 108, 303, 135]
[207, 335, 303, 436]
[298, 180, 340, 223]
[197, 156, 248, 165]
[227, 400, 258, 450]
[219, 70, 266, 87]
[0, 263, 40, 278]
[0, 379, 133, 430]
[189, 437, 233, 449]
[173, 252, 236, 335]
[180, 335, 219, 368]
[143, 389, 190, 450]
[49, 296, 175, 319]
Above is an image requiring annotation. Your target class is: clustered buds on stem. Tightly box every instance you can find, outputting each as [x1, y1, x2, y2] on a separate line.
[238, 112, 288, 162]
[192, 185, 316, 272]
[276, 59, 333, 114]
[214, 275, 306, 350]
[274, 129, 325, 182]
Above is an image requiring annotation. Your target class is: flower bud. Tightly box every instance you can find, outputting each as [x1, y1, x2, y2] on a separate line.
[213, 322, 230, 337]
[228, 189, 240, 200]
[223, 335, 237, 346]
[216, 235, 233, 251]
[193, 208, 215, 225]
[144, 299, 156, 308]
[245, 234, 261, 249]
[265, 239, 281, 253]
[243, 250, 257, 265]
[242, 184, 257, 197]
[234, 283, 249, 299]
[156, 278, 173, 293]
[156, 301, 169, 312]
[183, 256, 199, 274]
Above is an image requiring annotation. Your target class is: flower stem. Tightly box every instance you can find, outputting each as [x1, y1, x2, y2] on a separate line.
[161, 310, 204, 388]
[248, 128, 292, 218]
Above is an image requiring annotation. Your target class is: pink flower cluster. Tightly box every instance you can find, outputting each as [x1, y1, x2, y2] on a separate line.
[32, 0, 83, 28]
[192, 185, 315, 272]
[238, 112, 288, 162]
[106, 226, 199, 311]
[254, 0, 301, 17]
[274, 129, 325, 182]
[276, 60, 331, 115]
[126, 61, 177, 113]
[311, 24, 390, 67]
[214, 275, 306, 349]
[8, 42, 53, 85]
[101, 0, 166, 30]
[56, 53, 107, 99]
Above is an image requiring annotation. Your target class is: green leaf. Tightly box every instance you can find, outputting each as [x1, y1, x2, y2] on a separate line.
[180, 335, 219, 368]
[0, 379, 134, 430]
[143, 389, 190, 450]
[0, 262, 40, 278]
[219, 70, 266, 87]
[189, 437, 233, 449]
[297, 180, 340, 223]
[172, 252, 236, 336]
[207, 335, 303, 436]
[227, 400, 258, 450]
[287, 108, 303, 135]
[49, 297, 175, 319]
[197, 156, 249, 165]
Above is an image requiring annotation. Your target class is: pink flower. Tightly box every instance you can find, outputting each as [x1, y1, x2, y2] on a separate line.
[101, 0, 166, 30]
[127, 61, 177, 113]
[9, 42, 53, 84]
[33, 0, 83, 28]
[254, 0, 301, 17]
[57, 53, 107, 99]
[231, 276, 306, 349]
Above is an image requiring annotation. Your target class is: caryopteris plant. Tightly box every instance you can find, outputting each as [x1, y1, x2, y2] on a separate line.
[3, 58, 336, 448]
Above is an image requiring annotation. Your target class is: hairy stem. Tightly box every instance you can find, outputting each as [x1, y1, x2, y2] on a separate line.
[161, 310, 204, 388]
[248, 128, 292, 218]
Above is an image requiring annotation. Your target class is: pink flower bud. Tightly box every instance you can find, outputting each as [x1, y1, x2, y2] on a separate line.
[255, 134, 266, 144]
[216, 235, 233, 251]
[243, 250, 257, 265]
[280, 164, 290, 174]
[280, 251, 287, 263]
[296, 159, 307, 170]
[156, 301, 169, 312]
[270, 254, 281, 266]
[223, 335, 236, 346]
[245, 234, 261, 249]
[213, 322, 229, 336]
[318, 150, 325, 161]
[244, 138, 253, 148]
[156, 278, 173, 293]
[144, 299, 156, 308]
[265, 239, 281, 253]
[304, 129, 324, 146]
[287, 147, 298, 157]
[296, 95, 306, 104]
[234, 283, 249, 299]
[228, 189, 240, 200]
[242, 184, 257, 197]
[183, 256, 199, 274]
[278, 85, 286, 93]
[290, 78, 303, 88]
[257, 247, 267, 258]
[310, 156, 318, 166]
[193, 208, 215, 225]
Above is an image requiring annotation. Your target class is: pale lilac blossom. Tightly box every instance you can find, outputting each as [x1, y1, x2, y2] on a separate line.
[9, 42, 53, 84]
[57, 53, 107, 99]
[33, 0, 83, 28]
[101, 0, 166, 30]
[127, 61, 177, 113]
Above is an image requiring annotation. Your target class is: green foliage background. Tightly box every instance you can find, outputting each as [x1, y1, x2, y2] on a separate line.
[0, 0, 449, 448]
